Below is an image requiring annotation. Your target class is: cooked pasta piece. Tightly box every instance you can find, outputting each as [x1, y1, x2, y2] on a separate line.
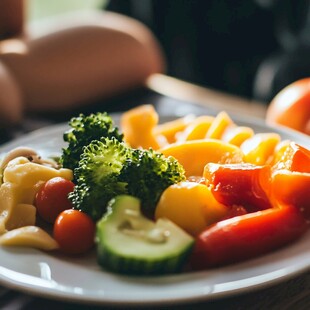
[0, 226, 58, 251]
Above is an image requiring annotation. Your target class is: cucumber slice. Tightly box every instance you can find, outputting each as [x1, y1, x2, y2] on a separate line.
[96, 195, 194, 275]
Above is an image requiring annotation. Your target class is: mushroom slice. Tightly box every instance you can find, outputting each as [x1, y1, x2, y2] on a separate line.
[0, 147, 38, 171]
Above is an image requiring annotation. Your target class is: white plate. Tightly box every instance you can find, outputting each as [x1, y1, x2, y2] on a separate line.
[0, 112, 309, 307]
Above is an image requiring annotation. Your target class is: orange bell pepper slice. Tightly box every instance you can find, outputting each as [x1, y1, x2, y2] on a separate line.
[272, 141, 310, 173]
[271, 170, 310, 220]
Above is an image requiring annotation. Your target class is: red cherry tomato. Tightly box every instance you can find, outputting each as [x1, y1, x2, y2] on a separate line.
[54, 209, 95, 255]
[266, 78, 310, 135]
[35, 177, 75, 224]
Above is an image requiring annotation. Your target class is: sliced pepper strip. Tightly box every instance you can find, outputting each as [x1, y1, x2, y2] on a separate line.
[204, 163, 273, 213]
[190, 205, 308, 269]
[272, 141, 310, 173]
[271, 170, 310, 221]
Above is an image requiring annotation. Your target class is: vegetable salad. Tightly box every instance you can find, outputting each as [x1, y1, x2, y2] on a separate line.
[0, 104, 309, 275]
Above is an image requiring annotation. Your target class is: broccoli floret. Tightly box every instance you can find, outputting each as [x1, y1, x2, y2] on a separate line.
[70, 137, 185, 220]
[70, 138, 129, 220]
[120, 148, 185, 211]
[61, 112, 123, 171]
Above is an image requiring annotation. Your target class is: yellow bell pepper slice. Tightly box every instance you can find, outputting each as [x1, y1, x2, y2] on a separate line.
[241, 133, 281, 165]
[154, 114, 195, 143]
[159, 139, 244, 177]
[205, 111, 234, 139]
[155, 181, 228, 236]
[222, 126, 254, 146]
[269, 139, 291, 167]
[177, 115, 215, 141]
[120, 104, 164, 150]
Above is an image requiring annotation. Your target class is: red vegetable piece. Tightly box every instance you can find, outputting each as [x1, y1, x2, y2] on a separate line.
[273, 142, 310, 173]
[190, 205, 308, 269]
[54, 209, 95, 255]
[271, 170, 310, 220]
[35, 177, 75, 224]
[220, 205, 247, 220]
[204, 163, 273, 213]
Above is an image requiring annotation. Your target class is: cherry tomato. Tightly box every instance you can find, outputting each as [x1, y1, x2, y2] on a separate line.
[266, 77, 310, 135]
[54, 209, 95, 255]
[35, 177, 75, 223]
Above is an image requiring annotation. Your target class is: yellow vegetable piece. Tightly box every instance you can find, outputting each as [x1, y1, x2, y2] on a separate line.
[0, 182, 37, 234]
[177, 115, 215, 141]
[0, 182, 15, 234]
[5, 203, 36, 231]
[155, 181, 228, 236]
[0, 156, 72, 234]
[205, 111, 234, 139]
[240, 133, 281, 165]
[269, 139, 291, 167]
[120, 104, 165, 150]
[159, 139, 244, 177]
[3, 157, 73, 186]
[154, 114, 195, 143]
[222, 126, 254, 146]
[0, 226, 59, 251]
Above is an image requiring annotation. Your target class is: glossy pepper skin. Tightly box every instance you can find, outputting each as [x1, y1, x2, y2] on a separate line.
[155, 181, 228, 236]
[271, 171, 310, 221]
[204, 163, 273, 213]
[159, 139, 244, 177]
[272, 142, 310, 173]
[190, 205, 308, 269]
[271, 142, 310, 220]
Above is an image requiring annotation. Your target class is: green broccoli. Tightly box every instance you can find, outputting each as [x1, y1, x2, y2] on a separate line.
[70, 138, 129, 220]
[119, 148, 185, 212]
[70, 137, 186, 221]
[61, 112, 123, 172]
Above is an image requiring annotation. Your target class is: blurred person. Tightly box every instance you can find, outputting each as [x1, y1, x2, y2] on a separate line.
[107, 0, 310, 102]
[0, 0, 165, 125]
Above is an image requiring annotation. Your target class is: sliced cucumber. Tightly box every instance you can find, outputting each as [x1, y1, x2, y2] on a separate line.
[96, 195, 194, 275]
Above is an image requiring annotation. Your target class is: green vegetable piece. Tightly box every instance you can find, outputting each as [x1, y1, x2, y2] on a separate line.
[61, 112, 123, 172]
[70, 137, 185, 221]
[70, 137, 129, 220]
[96, 195, 194, 275]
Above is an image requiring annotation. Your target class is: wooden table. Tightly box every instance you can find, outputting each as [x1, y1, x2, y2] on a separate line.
[0, 74, 309, 310]
[147, 74, 267, 118]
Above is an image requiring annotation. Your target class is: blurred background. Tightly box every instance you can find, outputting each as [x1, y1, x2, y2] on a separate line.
[27, 0, 310, 104]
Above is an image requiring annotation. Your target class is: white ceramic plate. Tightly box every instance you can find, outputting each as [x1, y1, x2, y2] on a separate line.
[0, 112, 309, 307]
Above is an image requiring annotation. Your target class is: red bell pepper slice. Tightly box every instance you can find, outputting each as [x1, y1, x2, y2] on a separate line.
[273, 142, 310, 173]
[190, 205, 308, 269]
[271, 170, 310, 220]
[204, 163, 273, 213]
